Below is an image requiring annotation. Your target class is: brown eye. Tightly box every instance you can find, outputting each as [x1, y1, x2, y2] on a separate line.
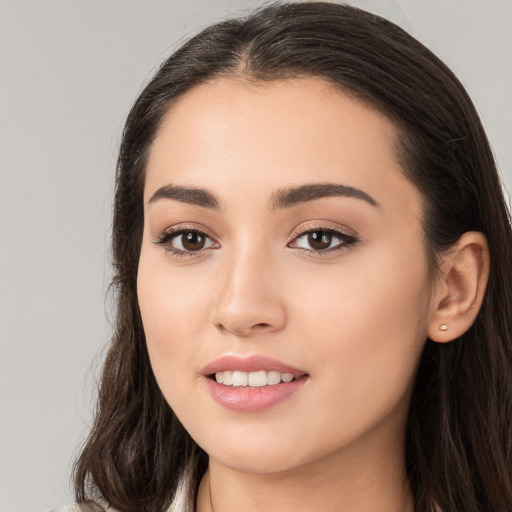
[181, 231, 206, 251]
[307, 231, 333, 250]
[289, 227, 357, 254]
[155, 228, 217, 255]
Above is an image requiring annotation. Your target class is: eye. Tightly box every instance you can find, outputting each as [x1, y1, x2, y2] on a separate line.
[154, 228, 218, 256]
[289, 227, 357, 254]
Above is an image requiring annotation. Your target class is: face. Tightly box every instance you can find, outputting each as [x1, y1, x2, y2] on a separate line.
[137, 78, 434, 475]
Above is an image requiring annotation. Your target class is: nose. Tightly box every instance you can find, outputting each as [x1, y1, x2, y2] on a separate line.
[210, 248, 287, 337]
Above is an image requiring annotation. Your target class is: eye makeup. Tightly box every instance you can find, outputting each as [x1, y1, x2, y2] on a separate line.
[153, 221, 359, 259]
[153, 224, 219, 258]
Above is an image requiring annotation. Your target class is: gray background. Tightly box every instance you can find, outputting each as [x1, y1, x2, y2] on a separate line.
[0, 1, 511, 511]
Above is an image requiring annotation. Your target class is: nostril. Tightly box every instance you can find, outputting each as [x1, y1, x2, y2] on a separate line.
[253, 322, 271, 329]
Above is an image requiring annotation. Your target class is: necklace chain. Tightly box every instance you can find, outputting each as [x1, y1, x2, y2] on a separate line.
[208, 471, 215, 512]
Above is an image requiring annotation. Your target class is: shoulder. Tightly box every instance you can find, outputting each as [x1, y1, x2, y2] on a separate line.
[48, 507, 81, 512]
[48, 506, 110, 512]
[48, 501, 187, 512]
[48, 504, 184, 512]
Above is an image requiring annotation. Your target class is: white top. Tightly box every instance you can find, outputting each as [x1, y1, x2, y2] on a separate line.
[49, 470, 194, 512]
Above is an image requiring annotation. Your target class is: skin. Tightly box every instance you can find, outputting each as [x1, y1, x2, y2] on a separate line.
[137, 77, 488, 512]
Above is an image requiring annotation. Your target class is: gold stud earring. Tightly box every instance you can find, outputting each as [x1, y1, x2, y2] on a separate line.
[439, 324, 448, 331]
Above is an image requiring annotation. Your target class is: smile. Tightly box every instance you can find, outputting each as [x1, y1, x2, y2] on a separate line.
[214, 370, 296, 387]
[202, 356, 309, 412]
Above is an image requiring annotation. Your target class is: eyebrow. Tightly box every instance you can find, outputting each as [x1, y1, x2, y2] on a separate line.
[147, 182, 378, 210]
[148, 184, 221, 209]
[271, 183, 379, 209]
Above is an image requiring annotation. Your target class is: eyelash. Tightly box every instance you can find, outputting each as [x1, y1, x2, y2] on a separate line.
[153, 226, 218, 258]
[153, 225, 358, 258]
[289, 225, 358, 256]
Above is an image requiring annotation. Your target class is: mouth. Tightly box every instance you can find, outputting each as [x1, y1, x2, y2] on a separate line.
[202, 355, 309, 412]
[209, 370, 305, 387]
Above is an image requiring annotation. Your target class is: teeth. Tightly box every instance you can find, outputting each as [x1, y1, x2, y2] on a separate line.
[214, 370, 297, 387]
[232, 371, 248, 387]
[267, 370, 281, 385]
[248, 370, 267, 387]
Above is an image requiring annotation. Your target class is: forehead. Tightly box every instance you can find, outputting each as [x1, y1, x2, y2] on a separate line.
[145, 77, 420, 219]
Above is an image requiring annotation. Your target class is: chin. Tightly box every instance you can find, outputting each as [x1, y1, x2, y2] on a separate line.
[192, 423, 340, 476]
[210, 447, 306, 475]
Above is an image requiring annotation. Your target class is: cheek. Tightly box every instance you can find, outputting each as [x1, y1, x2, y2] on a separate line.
[292, 243, 430, 421]
[137, 254, 211, 392]
[301, 232, 429, 335]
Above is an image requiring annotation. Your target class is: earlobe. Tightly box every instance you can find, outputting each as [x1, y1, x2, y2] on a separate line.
[428, 231, 489, 343]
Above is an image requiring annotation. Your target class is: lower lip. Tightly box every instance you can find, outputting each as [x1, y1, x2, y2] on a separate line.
[204, 376, 308, 413]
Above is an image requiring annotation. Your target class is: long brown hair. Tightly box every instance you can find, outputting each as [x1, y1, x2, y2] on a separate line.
[74, 3, 512, 511]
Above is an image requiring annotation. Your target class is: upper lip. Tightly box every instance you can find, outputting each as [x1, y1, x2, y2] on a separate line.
[201, 355, 307, 377]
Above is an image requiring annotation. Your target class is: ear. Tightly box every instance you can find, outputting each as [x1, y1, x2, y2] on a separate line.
[428, 231, 489, 343]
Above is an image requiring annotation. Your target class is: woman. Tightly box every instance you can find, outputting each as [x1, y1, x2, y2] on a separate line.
[67, 2, 512, 511]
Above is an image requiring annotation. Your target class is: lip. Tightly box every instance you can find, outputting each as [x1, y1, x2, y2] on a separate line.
[201, 355, 309, 413]
[201, 355, 307, 376]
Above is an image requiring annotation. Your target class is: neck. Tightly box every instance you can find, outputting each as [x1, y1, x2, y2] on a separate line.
[196, 415, 414, 512]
